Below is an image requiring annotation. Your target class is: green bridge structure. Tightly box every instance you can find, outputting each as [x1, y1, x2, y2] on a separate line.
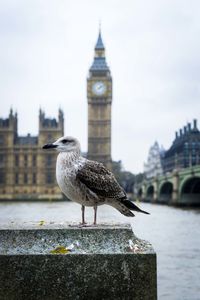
[136, 165, 200, 205]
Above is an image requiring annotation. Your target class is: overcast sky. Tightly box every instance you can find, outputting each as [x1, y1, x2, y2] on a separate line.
[1, 0, 200, 173]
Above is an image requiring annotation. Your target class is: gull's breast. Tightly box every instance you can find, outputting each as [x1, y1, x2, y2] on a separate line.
[56, 166, 78, 200]
[56, 165, 94, 206]
[55, 154, 98, 206]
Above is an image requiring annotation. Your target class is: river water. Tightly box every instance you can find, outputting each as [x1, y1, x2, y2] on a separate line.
[0, 201, 199, 300]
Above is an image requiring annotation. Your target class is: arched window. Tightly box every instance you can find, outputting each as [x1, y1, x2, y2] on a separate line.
[24, 173, 28, 184]
[15, 174, 19, 184]
[0, 172, 5, 184]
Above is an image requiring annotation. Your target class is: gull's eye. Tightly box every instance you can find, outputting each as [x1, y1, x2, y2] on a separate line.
[62, 139, 68, 144]
[62, 138, 73, 144]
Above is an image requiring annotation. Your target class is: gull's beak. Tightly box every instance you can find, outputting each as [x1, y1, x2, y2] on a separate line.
[42, 143, 58, 149]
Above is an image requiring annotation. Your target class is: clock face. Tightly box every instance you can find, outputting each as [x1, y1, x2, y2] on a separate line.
[92, 81, 106, 96]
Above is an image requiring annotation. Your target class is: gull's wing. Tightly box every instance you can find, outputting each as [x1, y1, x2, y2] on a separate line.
[76, 160, 126, 199]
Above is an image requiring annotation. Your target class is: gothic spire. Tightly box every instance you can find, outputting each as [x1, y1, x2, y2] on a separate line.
[89, 29, 110, 74]
[95, 30, 105, 50]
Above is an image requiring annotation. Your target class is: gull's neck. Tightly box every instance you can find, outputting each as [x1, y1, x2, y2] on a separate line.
[58, 147, 81, 168]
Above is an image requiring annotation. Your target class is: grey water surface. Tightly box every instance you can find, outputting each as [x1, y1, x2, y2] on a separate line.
[0, 201, 199, 300]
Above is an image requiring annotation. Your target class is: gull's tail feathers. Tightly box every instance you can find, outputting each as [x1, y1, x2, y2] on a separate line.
[108, 202, 135, 217]
[122, 199, 150, 215]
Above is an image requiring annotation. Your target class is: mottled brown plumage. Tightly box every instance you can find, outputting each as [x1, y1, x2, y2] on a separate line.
[76, 160, 126, 199]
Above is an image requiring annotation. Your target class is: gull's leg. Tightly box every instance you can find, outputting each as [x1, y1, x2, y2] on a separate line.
[81, 205, 86, 225]
[93, 205, 97, 225]
[69, 205, 87, 228]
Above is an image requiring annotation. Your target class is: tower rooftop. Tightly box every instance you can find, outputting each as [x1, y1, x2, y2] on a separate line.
[90, 30, 110, 74]
[95, 31, 105, 50]
[90, 57, 109, 72]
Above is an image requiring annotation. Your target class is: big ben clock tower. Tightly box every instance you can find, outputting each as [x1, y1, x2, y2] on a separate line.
[87, 30, 112, 168]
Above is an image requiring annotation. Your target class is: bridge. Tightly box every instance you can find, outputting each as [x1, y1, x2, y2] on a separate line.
[136, 165, 200, 205]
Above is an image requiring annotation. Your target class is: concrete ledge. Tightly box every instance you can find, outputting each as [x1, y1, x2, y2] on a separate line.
[0, 224, 157, 300]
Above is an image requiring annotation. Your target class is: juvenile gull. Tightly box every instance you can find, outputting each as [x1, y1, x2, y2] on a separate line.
[43, 136, 149, 225]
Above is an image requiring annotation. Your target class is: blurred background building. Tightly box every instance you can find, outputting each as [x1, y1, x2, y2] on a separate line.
[162, 120, 200, 173]
[139, 119, 200, 205]
[0, 108, 64, 200]
[144, 141, 165, 179]
[144, 119, 200, 178]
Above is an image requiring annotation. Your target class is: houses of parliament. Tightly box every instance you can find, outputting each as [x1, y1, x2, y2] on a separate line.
[0, 31, 112, 200]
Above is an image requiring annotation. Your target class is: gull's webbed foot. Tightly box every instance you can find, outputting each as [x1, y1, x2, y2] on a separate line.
[78, 221, 88, 228]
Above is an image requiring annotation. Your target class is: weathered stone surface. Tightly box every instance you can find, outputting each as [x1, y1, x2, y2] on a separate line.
[0, 224, 157, 300]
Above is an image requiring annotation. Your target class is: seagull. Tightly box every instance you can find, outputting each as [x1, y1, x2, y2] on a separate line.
[43, 136, 149, 225]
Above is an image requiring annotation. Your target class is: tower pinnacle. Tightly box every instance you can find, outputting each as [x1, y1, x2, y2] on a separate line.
[95, 29, 105, 50]
[90, 30, 109, 74]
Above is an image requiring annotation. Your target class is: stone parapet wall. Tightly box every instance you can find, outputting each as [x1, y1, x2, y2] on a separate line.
[0, 223, 157, 300]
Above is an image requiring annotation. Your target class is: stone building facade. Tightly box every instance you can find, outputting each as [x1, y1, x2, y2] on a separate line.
[87, 31, 112, 169]
[144, 141, 165, 179]
[163, 119, 200, 173]
[144, 119, 200, 178]
[0, 109, 64, 200]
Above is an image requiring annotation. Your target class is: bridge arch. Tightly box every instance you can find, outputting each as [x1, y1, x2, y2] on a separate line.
[180, 176, 200, 205]
[146, 185, 154, 202]
[159, 181, 173, 203]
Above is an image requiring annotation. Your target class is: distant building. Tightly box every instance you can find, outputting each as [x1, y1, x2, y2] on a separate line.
[87, 30, 112, 169]
[163, 119, 200, 173]
[0, 109, 64, 200]
[144, 141, 165, 179]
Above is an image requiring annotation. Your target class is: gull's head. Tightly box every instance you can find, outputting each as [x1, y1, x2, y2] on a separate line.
[42, 136, 80, 153]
